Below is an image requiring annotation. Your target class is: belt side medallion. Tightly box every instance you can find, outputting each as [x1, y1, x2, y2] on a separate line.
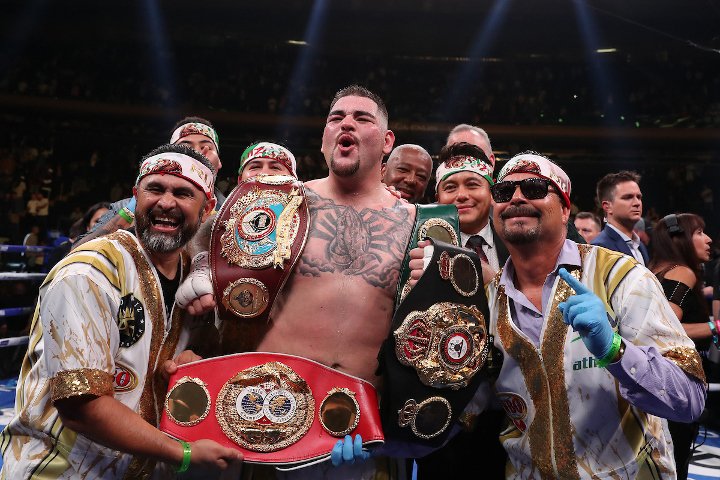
[165, 376, 211, 427]
[394, 302, 488, 389]
[398, 397, 452, 439]
[438, 252, 479, 297]
[418, 219, 459, 246]
[319, 388, 361, 438]
[222, 278, 270, 318]
[215, 362, 314, 452]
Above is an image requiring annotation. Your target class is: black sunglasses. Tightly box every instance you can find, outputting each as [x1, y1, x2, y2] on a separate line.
[490, 178, 555, 203]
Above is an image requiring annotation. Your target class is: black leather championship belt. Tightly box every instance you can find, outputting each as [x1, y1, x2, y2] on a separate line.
[395, 204, 460, 306]
[379, 239, 495, 447]
[210, 175, 309, 353]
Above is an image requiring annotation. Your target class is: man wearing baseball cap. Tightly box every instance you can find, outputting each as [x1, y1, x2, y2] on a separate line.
[1, 144, 243, 478]
[411, 152, 706, 479]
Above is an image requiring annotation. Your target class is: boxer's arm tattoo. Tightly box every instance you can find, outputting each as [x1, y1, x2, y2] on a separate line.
[298, 189, 413, 290]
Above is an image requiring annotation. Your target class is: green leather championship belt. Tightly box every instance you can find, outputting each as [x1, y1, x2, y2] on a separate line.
[395, 204, 460, 307]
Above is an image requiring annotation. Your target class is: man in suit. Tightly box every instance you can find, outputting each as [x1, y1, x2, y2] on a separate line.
[416, 140, 508, 479]
[592, 170, 649, 265]
[434, 141, 508, 270]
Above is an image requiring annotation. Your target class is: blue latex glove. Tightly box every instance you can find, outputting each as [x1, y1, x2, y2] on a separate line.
[330, 434, 371, 467]
[557, 268, 614, 359]
[126, 196, 137, 213]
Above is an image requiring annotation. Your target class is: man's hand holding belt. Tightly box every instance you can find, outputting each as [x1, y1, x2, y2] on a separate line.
[331, 434, 373, 466]
[176, 251, 216, 315]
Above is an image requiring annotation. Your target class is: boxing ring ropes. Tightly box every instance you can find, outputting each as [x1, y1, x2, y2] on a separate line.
[0, 244, 51, 351]
[0, 243, 719, 392]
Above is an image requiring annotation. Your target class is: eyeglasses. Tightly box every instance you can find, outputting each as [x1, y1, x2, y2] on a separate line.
[490, 178, 555, 203]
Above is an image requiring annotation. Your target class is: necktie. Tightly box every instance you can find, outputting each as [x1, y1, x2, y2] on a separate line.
[626, 240, 645, 265]
[466, 235, 489, 264]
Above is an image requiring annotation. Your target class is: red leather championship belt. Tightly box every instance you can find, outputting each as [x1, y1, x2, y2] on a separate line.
[210, 175, 309, 353]
[160, 352, 384, 468]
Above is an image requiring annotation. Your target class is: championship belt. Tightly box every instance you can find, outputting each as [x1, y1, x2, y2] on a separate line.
[379, 239, 496, 447]
[395, 204, 460, 307]
[210, 175, 309, 353]
[160, 352, 384, 468]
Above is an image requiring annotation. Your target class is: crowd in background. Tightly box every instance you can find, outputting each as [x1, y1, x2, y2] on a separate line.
[2, 42, 719, 128]
[0, 31, 719, 370]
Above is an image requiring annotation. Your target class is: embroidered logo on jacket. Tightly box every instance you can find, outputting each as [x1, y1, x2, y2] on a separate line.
[118, 294, 146, 347]
[498, 392, 528, 432]
[113, 363, 139, 392]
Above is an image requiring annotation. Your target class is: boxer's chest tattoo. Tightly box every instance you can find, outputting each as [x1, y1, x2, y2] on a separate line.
[298, 189, 413, 290]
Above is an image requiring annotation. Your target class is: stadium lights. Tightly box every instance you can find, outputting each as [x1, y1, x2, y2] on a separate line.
[596, 48, 617, 53]
[287, 40, 308, 46]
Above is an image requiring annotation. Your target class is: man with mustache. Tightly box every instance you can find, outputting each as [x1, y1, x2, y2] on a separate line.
[592, 170, 649, 265]
[1, 144, 242, 479]
[381, 144, 432, 203]
[410, 152, 706, 478]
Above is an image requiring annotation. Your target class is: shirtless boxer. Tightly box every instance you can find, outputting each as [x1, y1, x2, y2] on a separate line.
[176, 86, 416, 479]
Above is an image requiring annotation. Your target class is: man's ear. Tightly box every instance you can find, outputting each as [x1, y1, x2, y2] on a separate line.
[561, 203, 571, 226]
[202, 196, 217, 222]
[601, 199, 611, 215]
[383, 130, 395, 156]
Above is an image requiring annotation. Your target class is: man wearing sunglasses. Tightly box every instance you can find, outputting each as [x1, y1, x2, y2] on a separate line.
[410, 152, 705, 478]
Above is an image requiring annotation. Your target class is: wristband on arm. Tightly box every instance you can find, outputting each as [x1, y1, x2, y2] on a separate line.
[176, 440, 192, 473]
[118, 207, 134, 224]
[597, 333, 623, 368]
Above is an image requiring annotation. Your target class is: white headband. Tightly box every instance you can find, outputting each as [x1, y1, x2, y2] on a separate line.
[136, 152, 215, 199]
[170, 123, 219, 152]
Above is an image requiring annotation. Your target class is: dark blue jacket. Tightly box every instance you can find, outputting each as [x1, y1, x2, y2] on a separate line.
[592, 224, 649, 265]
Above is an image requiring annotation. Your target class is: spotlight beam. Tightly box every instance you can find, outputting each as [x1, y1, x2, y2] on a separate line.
[139, 0, 178, 117]
[277, 0, 329, 136]
[442, 0, 513, 121]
